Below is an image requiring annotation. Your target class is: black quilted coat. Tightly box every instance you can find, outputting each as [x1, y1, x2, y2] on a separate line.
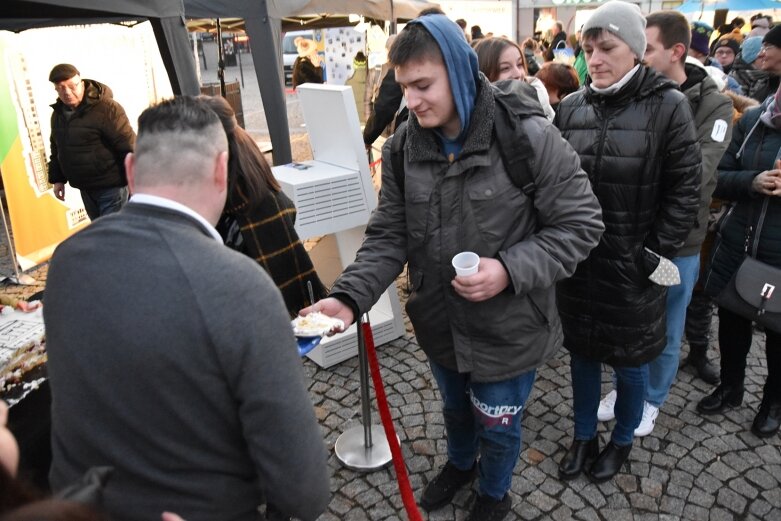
[554, 66, 702, 366]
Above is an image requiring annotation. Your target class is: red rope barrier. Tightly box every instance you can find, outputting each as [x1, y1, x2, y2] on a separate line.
[362, 322, 423, 521]
[369, 157, 382, 170]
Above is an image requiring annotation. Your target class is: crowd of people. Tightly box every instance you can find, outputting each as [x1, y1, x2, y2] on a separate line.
[2, 3, 780, 521]
[355, 3, 779, 520]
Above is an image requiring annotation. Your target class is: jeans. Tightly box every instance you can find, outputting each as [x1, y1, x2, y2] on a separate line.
[81, 186, 128, 220]
[718, 307, 781, 401]
[644, 254, 700, 407]
[429, 359, 536, 500]
[571, 352, 647, 446]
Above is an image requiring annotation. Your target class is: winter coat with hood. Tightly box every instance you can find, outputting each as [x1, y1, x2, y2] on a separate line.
[703, 100, 781, 298]
[329, 15, 603, 382]
[48, 79, 135, 190]
[678, 62, 734, 257]
[554, 66, 702, 366]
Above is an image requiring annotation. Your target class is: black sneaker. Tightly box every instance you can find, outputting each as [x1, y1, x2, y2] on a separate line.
[467, 493, 512, 521]
[419, 461, 477, 512]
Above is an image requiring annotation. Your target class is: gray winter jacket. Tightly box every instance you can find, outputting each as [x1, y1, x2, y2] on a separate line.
[678, 63, 734, 257]
[331, 76, 603, 382]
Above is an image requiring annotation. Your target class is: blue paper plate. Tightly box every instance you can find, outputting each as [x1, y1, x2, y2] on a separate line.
[297, 335, 323, 357]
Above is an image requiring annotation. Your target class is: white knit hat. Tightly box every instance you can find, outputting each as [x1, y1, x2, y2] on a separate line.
[582, 0, 647, 60]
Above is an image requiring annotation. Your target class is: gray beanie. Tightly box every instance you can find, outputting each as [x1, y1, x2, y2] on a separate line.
[582, 0, 647, 60]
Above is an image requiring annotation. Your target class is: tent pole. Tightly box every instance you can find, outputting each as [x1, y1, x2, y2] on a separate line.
[389, 0, 397, 34]
[0, 190, 34, 285]
[216, 18, 226, 97]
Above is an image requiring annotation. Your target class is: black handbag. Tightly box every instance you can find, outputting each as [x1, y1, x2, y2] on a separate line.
[717, 198, 781, 332]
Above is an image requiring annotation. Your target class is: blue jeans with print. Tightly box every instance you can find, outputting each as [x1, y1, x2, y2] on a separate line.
[570, 352, 646, 446]
[81, 186, 128, 220]
[429, 359, 536, 500]
[644, 254, 700, 407]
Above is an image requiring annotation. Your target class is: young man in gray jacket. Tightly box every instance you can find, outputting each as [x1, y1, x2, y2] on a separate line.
[597, 10, 733, 437]
[301, 14, 603, 521]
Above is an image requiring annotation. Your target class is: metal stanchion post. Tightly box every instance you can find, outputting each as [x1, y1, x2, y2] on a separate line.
[335, 314, 394, 471]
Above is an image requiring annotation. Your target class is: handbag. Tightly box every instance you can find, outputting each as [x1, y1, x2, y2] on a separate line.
[552, 41, 575, 65]
[717, 197, 781, 332]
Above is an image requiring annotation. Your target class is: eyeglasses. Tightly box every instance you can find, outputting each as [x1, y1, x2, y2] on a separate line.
[714, 49, 735, 56]
[760, 44, 777, 53]
[54, 80, 82, 93]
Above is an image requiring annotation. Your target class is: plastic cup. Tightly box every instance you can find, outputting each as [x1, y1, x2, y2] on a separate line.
[452, 252, 480, 276]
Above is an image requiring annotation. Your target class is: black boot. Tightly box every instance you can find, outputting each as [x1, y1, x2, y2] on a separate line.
[587, 441, 632, 483]
[419, 461, 477, 512]
[683, 344, 720, 385]
[752, 398, 781, 438]
[466, 494, 512, 521]
[697, 384, 744, 415]
[558, 438, 599, 481]
[265, 504, 291, 521]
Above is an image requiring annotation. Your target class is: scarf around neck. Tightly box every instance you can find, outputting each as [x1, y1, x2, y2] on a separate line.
[589, 64, 641, 95]
[760, 85, 781, 129]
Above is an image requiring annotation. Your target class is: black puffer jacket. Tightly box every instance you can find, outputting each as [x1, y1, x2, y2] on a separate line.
[703, 102, 781, 298]
[554, 66, 702, 366]
[48, 79, 135, 190]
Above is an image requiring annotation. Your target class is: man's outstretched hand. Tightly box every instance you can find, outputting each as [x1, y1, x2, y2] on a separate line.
[298, 297, 355, 334]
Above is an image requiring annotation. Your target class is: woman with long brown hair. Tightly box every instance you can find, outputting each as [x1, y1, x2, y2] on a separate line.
[473, 36, 555, 120]
[201, 96, 327, 317]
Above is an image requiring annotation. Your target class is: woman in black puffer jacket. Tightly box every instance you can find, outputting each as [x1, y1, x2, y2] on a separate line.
[697, 28, 781, 438]
[553, 1, 701, 483]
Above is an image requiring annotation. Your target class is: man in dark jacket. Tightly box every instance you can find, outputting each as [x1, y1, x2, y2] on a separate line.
[596, 10, 731, 438]
[47, 64, 135, 220]
[45, 97, 330, 521]
[300, 14, 603, 521]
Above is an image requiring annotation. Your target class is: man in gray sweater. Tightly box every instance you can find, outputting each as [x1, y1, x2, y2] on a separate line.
[44, 97, 330, 521]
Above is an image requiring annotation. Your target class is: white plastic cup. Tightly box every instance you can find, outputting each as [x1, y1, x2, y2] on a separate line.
[452, 252, 480, 276]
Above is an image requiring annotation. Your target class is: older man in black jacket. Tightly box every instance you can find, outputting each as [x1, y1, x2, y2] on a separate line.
[47, 63, 135, 220]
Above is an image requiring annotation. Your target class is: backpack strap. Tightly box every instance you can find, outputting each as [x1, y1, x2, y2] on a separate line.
[390, 120, 408, 194]
[492, 94, 538, 199]
[388, 99, 537, 199]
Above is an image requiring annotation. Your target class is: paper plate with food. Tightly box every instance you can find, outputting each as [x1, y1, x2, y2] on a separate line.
[291, 312, 345, 356]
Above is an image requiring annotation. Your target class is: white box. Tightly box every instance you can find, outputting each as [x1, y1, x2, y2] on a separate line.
[273, 161, 371, 239]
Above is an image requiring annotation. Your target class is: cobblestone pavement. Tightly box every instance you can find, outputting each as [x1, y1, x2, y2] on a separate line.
[303, 290, 781, 521]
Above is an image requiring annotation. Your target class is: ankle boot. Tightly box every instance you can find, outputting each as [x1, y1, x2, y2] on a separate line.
[558, 438, 599, 481]
[684, 344, 720, 385]
[697, 384, 744, 415]
[752, 398, 781, 438]
[587, 441, 632, 483]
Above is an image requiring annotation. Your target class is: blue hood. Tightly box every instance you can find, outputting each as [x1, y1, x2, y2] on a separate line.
[411, 14, 479, 139]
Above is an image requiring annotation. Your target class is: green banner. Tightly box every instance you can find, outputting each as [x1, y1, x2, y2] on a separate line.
[0, 38, 19, 163]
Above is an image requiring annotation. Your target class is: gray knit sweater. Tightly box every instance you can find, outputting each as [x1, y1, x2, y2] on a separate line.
[44, 203, 330, 521]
